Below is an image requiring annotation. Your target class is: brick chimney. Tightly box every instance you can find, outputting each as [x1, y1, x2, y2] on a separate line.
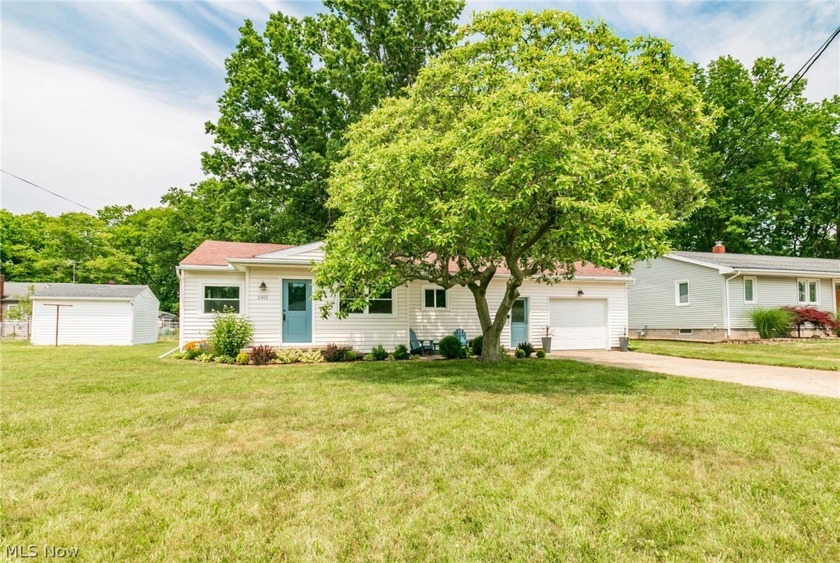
[712, 241, 726, 254]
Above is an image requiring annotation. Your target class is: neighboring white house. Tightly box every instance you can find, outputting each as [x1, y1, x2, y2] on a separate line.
[31, 284, 159, 346]
[629, 242, 840, 340]
[178, 240, 633, 352]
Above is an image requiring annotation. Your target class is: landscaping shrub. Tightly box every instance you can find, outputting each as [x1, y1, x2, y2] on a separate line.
[365, 345, 389, 361]
[250, 345, 277, 366]
[469, 335, 483, 356]
[516, 342, 535, 358]
[209, 312, 253, 357]
[235, 352, 250, 365]
[514, 348, 526, 359]
[439, 335, 463, 359]
[392, 344, 410, 360]
[298, 349, 324, 364]
[182, 340, 207, 360]
[782, 306, 840, 337]
[322, 343, 350, 363]
[536, 349, 546, 359]
[749, 307, 793, 339]
[196, 353, 214, 363]
[344, 349, 358, 361]
[215, 355, 235, 365]
[275, 348, 301, 364]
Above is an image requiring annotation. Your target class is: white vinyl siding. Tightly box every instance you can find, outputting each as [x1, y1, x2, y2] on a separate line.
[32, 300, 133, 345]
[410, 278, 627, 349]
[729, 275, 836, 329]
[181, 266, 629, 351]
[131, 288, 160, 344]
[629, 258, 725, 330]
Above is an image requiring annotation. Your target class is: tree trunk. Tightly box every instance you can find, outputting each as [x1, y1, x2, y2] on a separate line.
[468, 275, 522, 363]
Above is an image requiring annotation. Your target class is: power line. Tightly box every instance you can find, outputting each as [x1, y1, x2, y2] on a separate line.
[726, 25, 840, 165]
[1, 169, 96, 212]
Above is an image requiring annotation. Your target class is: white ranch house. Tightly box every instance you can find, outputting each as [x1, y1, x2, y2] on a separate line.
[178, 241, 633, 352]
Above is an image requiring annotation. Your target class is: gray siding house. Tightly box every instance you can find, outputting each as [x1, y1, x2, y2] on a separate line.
[629, 243, 840, 339]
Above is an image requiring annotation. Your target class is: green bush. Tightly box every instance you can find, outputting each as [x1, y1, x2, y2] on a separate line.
[344, 349, 358, 361]
[196, 353, 214, 363]
[215, 355, 235, 365]
[469, 335, 483, 356]
[516, 342, 535, 358]
[439, 335, 463, 359]
[366, 345, 389, 361]
[536, 349, 546, 359]
[514, 348, 526, 359]
[209, 312, 253, 357]
[235, 352, 250, 365]
[749, 307, 793, 339]
[392, 344, 410, 360]
[250, 345, 277, 366]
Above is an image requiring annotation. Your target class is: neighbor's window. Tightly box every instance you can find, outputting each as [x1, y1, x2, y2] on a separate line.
[675, 280, 690, 306]
[424, 288, 447, 309]
[798, 279, 818, 305]
[204, 285, 240, 313]
[743, 277, 757, 303]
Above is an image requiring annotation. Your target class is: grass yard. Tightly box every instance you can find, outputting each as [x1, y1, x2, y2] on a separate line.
[2, 342, 839, 561]
[633, 339, 840, 371]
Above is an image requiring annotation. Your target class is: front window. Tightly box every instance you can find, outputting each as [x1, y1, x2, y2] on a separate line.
[744, 277, 757, 303]
[798, 279, 818, 305]
[423, 288, 447, 309]
[675, 281, 690, 306]
[204, 286, 240, 313]
[339, 288, 393, 315]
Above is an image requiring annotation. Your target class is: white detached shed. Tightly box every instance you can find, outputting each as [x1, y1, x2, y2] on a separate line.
[31, 284, 159, 346]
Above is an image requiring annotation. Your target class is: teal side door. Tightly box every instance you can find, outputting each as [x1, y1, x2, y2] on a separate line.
[510, 298, 529, 347]
[283, 279, 312, 343]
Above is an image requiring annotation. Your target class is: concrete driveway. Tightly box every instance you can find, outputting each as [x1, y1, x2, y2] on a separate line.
[552, 350, 840, 399]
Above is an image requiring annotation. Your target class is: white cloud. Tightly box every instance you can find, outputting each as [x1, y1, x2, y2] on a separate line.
[1, 51, 213, 215]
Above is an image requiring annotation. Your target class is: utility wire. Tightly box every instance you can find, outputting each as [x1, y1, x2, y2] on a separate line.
[725, 25, 840, 165]
[1, 169, 96, 212]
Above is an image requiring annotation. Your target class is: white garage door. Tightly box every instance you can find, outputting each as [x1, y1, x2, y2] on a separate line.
[549, 299, 608, 350]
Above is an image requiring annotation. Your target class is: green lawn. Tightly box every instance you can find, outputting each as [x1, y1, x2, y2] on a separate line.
[633, 339, 840, 371]
[2, 342, 839, 561]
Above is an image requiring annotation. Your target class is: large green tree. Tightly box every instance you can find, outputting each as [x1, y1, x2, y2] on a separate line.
[315, 10, 713, 361]
[202, 0, 464, 244]
[673, 57, 839, 257]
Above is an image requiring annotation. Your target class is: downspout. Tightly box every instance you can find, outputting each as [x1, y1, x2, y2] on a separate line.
[723, 270, 741, 339]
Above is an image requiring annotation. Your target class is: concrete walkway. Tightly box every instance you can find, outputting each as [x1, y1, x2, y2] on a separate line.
[551, 350, 840, 399]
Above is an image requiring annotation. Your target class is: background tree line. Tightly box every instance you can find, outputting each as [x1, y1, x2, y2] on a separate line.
[2, 2, 837, 313]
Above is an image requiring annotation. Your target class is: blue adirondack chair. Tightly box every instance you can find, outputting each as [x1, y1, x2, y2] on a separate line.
[454, 328, 467, 346]
[409, 329, 436, 355]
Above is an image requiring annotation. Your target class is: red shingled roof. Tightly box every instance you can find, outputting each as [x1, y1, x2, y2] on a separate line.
[180, 240, 294, 266]
[180, 240, 626, 278]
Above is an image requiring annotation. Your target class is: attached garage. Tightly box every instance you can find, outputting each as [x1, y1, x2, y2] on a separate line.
[548, 298, 609, 350]
[31, 284, 159, 346]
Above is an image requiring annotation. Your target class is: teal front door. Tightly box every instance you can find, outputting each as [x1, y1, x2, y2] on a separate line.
[510, 298, 528, 347]
[283, 279, 312, 343]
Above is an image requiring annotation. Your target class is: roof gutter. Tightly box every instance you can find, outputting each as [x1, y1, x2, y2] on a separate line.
[723, 270, 741, 339]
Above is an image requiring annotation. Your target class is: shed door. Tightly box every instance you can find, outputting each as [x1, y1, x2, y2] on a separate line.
[548, 299, 608, 350]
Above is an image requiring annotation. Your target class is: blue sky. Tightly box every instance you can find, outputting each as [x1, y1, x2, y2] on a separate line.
[2, 1, 838, 215]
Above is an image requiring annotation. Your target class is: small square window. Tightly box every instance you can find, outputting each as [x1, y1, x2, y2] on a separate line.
[423, 288, 447, 309]
[203, 285, 240, 313]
